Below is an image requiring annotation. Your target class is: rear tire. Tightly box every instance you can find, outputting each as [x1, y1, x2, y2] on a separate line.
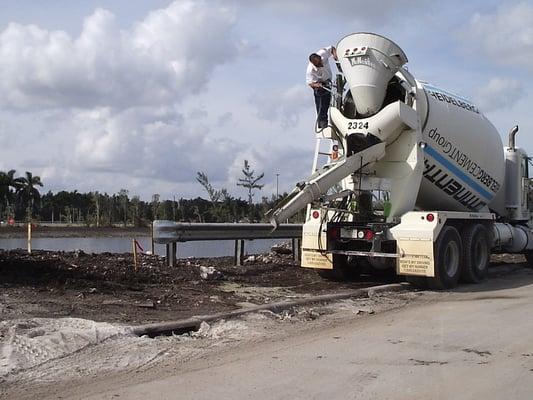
[366, 257, 396, 277]
[316, 254, 360, 281]
[428, 225, 462, 290]
[461, 224, 490, 283]
[524, 252, 533, 268]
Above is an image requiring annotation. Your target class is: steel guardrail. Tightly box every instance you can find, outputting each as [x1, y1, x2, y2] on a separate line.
[152, 221, 303, 266]
[153, 221, 302, 243]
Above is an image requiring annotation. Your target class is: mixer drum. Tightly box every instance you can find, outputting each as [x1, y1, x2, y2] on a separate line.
[415, 83, 505, 214]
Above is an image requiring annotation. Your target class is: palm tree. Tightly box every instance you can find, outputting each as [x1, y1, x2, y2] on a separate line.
[0, 170, 24, 220]
[16, 171, 43, 221]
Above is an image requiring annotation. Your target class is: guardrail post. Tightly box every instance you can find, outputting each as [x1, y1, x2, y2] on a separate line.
[234, 239, 244, 266]
[292, 238, 300, 263]
[151, 221, 155, 255]
[27, 222, 32, 254]
[166, 242, 177, 267]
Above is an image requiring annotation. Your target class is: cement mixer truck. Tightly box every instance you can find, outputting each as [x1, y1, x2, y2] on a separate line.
[269, 32, 533, 289]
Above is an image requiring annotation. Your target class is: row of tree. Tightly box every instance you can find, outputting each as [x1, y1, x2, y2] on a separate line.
[0, 161, 304, 226]
[37, 190, 283, 226]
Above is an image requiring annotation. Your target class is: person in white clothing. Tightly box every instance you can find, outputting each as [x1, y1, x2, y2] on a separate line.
[306, 46, 338, 129]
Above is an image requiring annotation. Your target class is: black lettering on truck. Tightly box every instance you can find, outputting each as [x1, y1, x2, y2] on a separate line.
[423, 160, 487, 210]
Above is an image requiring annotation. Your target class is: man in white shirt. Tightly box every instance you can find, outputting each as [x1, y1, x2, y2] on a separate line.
[306, 46, 338, 129]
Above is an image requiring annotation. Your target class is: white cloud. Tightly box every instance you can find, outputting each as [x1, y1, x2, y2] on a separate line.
[234, 0, 429, 21]
[0, 1, 241, 110]
[251, 84, 310, 128]
[462, 2, 533, 70]
[474, 77, 526, 113]
[68, 105, 242, 182]
[0, 0, 255, 199]
[216, 112, 234, 126]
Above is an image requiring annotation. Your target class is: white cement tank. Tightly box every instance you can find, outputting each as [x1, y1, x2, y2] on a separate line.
[336, 32, 506, 216]
[415, 82, 505, 214]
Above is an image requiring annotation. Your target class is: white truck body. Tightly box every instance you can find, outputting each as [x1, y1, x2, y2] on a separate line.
[269, 33, 533, 289]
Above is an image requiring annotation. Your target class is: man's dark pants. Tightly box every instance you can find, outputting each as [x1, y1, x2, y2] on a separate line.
[314, 87, 331, 129]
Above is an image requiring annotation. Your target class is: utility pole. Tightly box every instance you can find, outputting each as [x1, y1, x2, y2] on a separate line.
[276, 173, 280, 199]
[172, 195, 176, 221]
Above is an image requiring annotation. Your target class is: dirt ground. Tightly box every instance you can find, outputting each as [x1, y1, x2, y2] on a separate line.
[0, 248, 397, 325]
[1, 250, 531, 399]
[1, 263, 532, 400]
[0, 248, 526, 326]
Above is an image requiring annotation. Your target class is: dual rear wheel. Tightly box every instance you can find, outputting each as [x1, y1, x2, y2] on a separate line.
[427, 224, 489, 290]
[318, 223, 491, 289]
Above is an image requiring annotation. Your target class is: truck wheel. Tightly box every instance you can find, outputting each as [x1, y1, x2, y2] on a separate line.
[524, 252, 533, 268]
[366, 258, 396, 278]
[316, 254, 360, 281]
[428, 225, 462, 290]
[461, 224, 489, 283]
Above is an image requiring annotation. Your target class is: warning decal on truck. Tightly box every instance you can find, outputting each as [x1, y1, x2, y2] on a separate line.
[301, 250, 333, 270]
[397, 239, 435, 277]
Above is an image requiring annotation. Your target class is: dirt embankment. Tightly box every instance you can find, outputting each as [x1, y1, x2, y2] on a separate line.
[0, 249, 395, 325]
[0, 226, 150, 239]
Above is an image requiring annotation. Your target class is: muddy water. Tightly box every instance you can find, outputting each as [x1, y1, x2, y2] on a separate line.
[0, 237, 283, 257]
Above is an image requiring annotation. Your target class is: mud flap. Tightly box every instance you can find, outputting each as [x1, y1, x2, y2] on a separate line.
[396, 238, 435, 277]
[301, 250, 333, 269]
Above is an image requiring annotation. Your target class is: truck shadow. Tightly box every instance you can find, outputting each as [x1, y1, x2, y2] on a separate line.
[451, 263, 533, 293]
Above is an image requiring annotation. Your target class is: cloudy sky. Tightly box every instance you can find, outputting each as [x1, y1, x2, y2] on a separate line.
[0, 0, 531, 201]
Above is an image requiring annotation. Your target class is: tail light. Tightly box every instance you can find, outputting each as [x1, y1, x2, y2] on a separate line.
[364, 230, 374, 240]
[328, 227, 340, 239]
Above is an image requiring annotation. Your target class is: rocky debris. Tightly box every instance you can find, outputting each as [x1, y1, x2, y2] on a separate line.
[258, 254, 275, 263]
[244, 252, 290, 265]
[244, 255, 256, 264]
[275, 307, 323, 321]
[271, 242, 293, 255]
[73, 249, 87, 258]
[199, 266, 224, 281]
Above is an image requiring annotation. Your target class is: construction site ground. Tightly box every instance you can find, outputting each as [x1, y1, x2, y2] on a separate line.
[0, 248, 400, 324]
[1, 250, 532, 399]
